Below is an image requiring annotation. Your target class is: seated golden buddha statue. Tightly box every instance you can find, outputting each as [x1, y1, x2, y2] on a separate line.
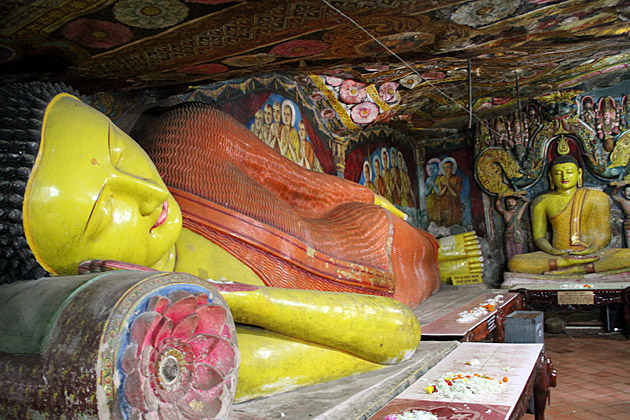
[508, 155, 630, 275]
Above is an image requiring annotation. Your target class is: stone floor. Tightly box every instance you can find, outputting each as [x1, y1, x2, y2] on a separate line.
[523, 331, 630, 420]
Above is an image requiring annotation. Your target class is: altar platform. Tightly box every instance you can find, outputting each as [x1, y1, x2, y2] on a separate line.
[230, 284, 534, 420]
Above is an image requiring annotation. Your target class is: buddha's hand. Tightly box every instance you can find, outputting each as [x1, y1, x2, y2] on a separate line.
[535, 238, 568, 256]
[543, 247, 570, 256]
[568, 244, 599, 256]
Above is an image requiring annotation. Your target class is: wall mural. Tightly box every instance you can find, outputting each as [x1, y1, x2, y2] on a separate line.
[474, 83, 630, 198]
[247, 94, 324, 172]
[423, 151, 473, 229]
[358, 147, 416, 208]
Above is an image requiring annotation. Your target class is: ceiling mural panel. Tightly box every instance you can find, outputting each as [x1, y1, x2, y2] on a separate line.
[0, 0, 628, 137]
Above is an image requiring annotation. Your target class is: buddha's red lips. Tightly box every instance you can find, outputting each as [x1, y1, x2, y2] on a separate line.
[151, 201, 169, 233]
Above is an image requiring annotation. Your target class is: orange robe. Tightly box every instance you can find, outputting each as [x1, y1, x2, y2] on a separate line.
[139, 102, 440, 308]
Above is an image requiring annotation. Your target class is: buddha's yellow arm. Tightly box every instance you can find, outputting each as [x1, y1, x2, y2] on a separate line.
[219, 285, 421, 365]
[234, 325, 383, 402]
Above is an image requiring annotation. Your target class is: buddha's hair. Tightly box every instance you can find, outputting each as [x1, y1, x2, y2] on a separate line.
[0, 82, 81, 283]
[551, 154, 579, 168]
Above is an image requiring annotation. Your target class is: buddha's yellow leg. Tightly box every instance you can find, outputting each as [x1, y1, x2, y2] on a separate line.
[220, 286, 421, 365]
[234, 325, 383, 402]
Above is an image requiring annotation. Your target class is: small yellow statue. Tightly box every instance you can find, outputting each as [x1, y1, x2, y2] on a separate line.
[508, 155, 630, 275]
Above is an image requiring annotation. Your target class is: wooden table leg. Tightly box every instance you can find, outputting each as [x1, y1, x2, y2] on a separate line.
[533, 351, 556, 420]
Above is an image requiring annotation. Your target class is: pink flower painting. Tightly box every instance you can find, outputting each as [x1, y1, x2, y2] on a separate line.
[340, 80, 367, 104]
[62, 19, 133, 49]
[270, 39, 330, 58]
[351, 102, 379, 124]
[379, 82, 399, 103]
[120, 290, 238, 420]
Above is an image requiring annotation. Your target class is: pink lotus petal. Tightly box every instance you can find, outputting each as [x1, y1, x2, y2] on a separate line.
[140, 344, 157, 378]
[164, 296, 197, 324]
[176, 387, 222, 419]
[147, 296, 170, 314]
[188, 334, 220, 361]
[171, 313, 199, 341]
[131, 312, 164, 350]
[123, 370, 146, 410]
[167, 290, 195, 303]
[192, 363, 223, 390]
[195, 293, 209, 306]
[121, 343, 139, 374]
[194, 305, 227, 336]
[157, 402, 179, 419]
[200, 338, 236, 376]
[220, 324, 232, 339]
[143, 377, 159, 412]
[153, 318, 173, 346]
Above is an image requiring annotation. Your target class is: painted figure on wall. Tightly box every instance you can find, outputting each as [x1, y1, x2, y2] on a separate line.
[611, 182, 630, 247]
[373, 156, 386, 198]
[380, 148, 394, 203]
[580, 96, 597, 130]
[391, 148, 401, 206]
[597, 96, 619, 153]
[620, 95, 630, 131]
[508, 155, 630, 275]
[425, 158, 441, 224]
[495, 193, 530, 260]
[437, 157, 463, 226]
[250, 109, 264, 138]
[361, 161, 377, 194]
[398, 151, 415, 207]
[525, 103, 542, 138]
[358, 147, 416, 208]
[247, 96, 323, 172]
[510, 112, 529, 161]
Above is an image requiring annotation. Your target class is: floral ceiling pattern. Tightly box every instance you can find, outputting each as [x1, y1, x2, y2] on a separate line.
[1, 0, 629, 136]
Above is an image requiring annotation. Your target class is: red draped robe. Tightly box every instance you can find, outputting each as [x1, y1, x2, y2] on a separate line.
[139, 102, 440, 308]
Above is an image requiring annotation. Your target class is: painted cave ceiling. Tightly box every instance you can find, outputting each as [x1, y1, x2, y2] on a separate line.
[1, 0, 629, 140]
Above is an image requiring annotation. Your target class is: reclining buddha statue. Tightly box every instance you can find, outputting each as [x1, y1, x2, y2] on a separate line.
[5, 84, 445, 307]
[1, 82, 474, 417]
[508, 154, 630, 276]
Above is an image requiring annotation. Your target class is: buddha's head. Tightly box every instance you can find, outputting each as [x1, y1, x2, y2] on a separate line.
[0, 83, 182, 283]
[549, 155, 582, 192]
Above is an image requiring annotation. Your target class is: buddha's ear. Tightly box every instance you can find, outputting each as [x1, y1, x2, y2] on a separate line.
[578, 167, 583, 187]
[548, 171, 555, 190]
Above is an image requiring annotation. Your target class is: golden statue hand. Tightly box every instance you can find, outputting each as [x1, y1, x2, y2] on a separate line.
[568, 244, 598, 256]
[534, 238, 568, 256]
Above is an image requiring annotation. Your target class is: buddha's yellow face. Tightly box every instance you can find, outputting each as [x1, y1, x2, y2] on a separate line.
[24, 94, 182, 276]
[550, 162, 582, 192]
